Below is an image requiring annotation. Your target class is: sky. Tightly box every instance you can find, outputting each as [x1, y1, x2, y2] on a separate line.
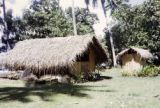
[0, 0, 146, 38]
[0, 0, 31, 17]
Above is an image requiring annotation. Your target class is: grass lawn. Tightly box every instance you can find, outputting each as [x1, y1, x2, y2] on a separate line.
[0, 69, 160, 108]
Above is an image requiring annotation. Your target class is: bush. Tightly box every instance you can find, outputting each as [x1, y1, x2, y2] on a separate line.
[75, 72, 102, 83]
[158, 67, 160, 74]
[121, 71, 137, 77]
[137, 66, 160, 77]
[121, 66, 160, 77]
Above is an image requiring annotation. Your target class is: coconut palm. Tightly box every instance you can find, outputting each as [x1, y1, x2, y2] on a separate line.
[85, 0, 118, 15]
[84, 0, 124, 66]
[71, 0, 77, 36]
[0, 0, 16, 51]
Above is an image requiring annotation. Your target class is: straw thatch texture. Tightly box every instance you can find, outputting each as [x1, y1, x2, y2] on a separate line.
[0, 35, 107, 76]
[117, 47, 153, 60]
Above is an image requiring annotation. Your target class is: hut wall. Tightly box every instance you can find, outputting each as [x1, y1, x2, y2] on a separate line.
[70, 62, 81, 75]
[89, 48, 95, 72]
[81, 62, 89, 73]
[70, 49, 96, 76]
[121, 53, 145, 71]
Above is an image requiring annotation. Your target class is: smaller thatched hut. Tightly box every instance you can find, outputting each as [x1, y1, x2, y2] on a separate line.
[116, 47, 153, 71]
[0, 35, 108, 78]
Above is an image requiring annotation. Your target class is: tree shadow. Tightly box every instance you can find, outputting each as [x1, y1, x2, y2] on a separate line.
[89, 75, 113, 82]
[0, 83, 87, 103]
[100, 76, 112, 80]
[0, 83, 115, 103]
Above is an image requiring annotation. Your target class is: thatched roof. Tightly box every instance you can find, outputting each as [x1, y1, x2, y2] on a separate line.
[0, 35, 107, 75]
[116, 47, 153, 60]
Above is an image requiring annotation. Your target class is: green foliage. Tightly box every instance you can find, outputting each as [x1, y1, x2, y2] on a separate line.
[65, 7, 97, 35]
[1, 9, 20, 48]
[112, 0, 160, 52]
[5, 9, 14, 31]
[19, 0, 72, 39]
[14, 0, 98, 39]
[138, 66, 160, 77]
[121, 71, 137, 77]
[121, 66, 160, 77]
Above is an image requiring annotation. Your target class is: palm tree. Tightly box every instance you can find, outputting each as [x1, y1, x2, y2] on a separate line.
[1, 0, 15, 51]
[85, 0, 118, 14]
[72, 0, 77, 36]
[1, 0, 9, 51]
[85, 0, 119, 66]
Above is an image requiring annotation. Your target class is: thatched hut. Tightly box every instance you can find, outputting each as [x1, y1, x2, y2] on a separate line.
[116, 47, 153, 71]
[0, 35, 107, 78]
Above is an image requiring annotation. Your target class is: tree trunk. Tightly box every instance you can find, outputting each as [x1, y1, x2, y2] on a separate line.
[2, 0, 10, 51]
[83, 0, 117, 67]
[109, 30, 117, 66]
[72, 0, 77, 36]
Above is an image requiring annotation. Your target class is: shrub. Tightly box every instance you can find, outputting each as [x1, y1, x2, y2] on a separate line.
[121, 71, 137, 77]
[121, 66, 160, 77]
[137, 66, 160, 77]
[155, 66, 160, 74]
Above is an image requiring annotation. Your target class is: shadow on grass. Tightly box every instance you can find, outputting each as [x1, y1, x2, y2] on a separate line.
[90, 76, 113, 82]
[0, 83, 115, 103]
[100, 76, 112, 80]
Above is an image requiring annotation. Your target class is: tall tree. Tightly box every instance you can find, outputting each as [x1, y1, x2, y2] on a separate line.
[71, 0, 77, 36]
[20, 0, 72, 39]
[112, 0, 160, 52]
[16, 0, 97, 39]
[0, 0, 17, 51]
[84, 0, 123, 66]
[66, 7, 97, 35]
